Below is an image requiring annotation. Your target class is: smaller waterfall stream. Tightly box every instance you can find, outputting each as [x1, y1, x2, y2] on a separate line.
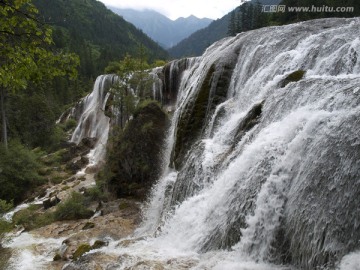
[70, 75, 117, 168]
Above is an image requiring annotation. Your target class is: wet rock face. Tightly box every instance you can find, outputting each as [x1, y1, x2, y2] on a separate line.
[161, 58, 190, 106]
[106, 101, 169, 199]
[43, 196, 61, 210]
[173, 59, 236, 170]
[62, 137, 97, 174]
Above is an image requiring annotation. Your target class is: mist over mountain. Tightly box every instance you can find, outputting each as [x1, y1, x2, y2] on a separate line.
[168, 0, 282, 58]
[109, 7, 213, 49]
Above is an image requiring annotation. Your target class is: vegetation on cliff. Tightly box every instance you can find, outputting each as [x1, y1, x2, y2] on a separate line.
[99, 100, 169, 199]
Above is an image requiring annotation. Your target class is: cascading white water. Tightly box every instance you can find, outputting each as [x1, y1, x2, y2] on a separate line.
[4, 17, 360, 270]
[70, 74, 116, 167]
[95, 18, 360, 270]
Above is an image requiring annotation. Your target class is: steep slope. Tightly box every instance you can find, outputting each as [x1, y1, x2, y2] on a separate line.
[33, 0, 168, 78]
[168, 0, 281, 58]
[110, 8, 212, 48]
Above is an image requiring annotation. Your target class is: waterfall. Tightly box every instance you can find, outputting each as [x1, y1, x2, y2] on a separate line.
[6, 17, 358, 270]
[70, 75, 117, 167]
[121, 17, 360, 270]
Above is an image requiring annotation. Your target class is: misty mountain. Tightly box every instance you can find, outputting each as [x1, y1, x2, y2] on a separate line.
[168, 0, 282, 58]
[109, 8, 213, 48]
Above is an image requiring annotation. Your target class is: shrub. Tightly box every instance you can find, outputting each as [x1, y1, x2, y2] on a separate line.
[0, 141, 45, 204]
[54, 192, 93, 221]
[0, 219, 13, 238]
[64, 118, 77, 132]
[12, 204, 54, 230]
[0, 200, 13, 215]
[83, 186, 107, 202]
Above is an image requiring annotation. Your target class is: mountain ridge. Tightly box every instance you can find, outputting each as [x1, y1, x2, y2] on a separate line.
[168, 0, 282, 58]
[109, 7, 213, 48]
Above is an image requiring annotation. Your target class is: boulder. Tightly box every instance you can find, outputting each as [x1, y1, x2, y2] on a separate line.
[43, 195, 61, 209]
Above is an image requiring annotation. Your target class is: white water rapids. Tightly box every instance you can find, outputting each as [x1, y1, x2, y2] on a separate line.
[2, 17, 360, 270]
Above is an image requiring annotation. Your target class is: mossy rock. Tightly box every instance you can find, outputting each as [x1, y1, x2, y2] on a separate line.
[53, 253, 62, 261]
[72, 244, 91, 260]
[119, 201, 130, 210]
[61, 185, 70, 191]
[173, 61, 235, 169]
[82, 222, 95, 230]
[173, 65, 214, 169]
[91, 240, 108, 249]
[105, 100, 169, 199]
[281, 70, 306, 87]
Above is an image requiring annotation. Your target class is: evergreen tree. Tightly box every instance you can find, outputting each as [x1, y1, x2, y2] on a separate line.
[228, 11, 237, 36]
[0, 0, 79, 149]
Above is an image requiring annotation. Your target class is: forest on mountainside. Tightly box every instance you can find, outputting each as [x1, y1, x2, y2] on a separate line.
[0, 0, 168, 208]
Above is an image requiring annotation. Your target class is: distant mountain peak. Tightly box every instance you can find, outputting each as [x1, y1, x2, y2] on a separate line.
[109, 7, 213, 49]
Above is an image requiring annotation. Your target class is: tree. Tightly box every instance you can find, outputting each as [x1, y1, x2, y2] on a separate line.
[104, 49, 154, 129]
[0, 0, 79, 149]
[228, 11, 237, 36]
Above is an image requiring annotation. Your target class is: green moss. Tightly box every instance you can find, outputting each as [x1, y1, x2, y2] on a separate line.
[91, 240, 107, 249]
[173, 64, 215, 169]
[102, 100, 169, 199]
[72, 244, 91, 260]
[61, 185, 70, 191]
[53, 253, 62, 261]
[119, 201, 130, 210]
[282, 70, 306, 87]
[82, 222, 95, 230]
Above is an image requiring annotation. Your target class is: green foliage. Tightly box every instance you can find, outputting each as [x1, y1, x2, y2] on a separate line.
[0, 0, 79, 150]
[32, 0, 168, 79]
[0, 219, 13, 238]
[6, 94, 56, 148]
[0, 200, 13, 215]
[0, 0, 79, 91]
[151, 60, 167, 68]
[63, 118, 77, 132]
[0, 141, 45, 203]
[53, 192, 93, 221]
[105, 52, 155, 128]
[99, 100, 169, 199]
[12, 204, 54, 230]
[83, 186, 107, 202]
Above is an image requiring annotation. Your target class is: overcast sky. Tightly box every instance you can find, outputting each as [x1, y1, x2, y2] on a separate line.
[98, 0, 243, 20]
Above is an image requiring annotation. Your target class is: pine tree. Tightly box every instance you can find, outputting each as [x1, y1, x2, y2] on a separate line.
[0, 0, 79, 149]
